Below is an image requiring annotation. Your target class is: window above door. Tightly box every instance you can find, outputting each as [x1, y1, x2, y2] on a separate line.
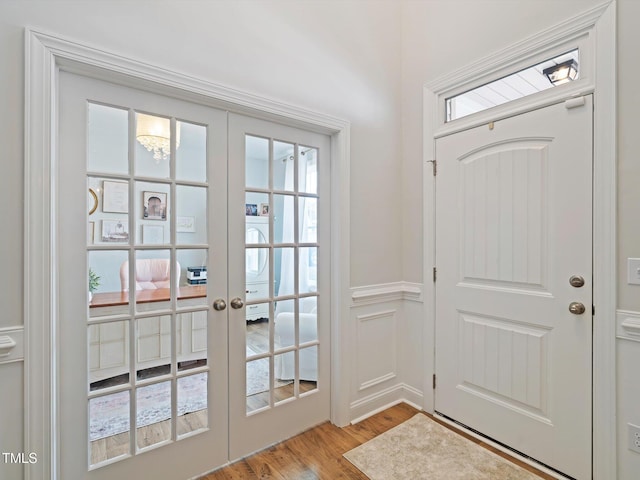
[446, 49, 579, 122]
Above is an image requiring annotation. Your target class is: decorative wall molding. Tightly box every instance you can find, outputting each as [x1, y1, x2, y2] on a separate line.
[356, 309, 397, 391]
[617, 310, 640, 343]
[0, 326, 24, 365]
[351, 281, 423, 306]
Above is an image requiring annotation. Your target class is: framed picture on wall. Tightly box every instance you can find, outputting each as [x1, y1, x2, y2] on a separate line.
[102, 180, 128, 213]
[245, 203, 258, 216]
[101, 219, 129, 243]
[259, 203, 270, 217]
[87, 221, 94, 244]
[143, 191, 167, 220]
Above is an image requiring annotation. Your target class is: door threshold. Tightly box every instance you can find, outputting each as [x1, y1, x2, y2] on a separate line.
[433, 411, 574, 480]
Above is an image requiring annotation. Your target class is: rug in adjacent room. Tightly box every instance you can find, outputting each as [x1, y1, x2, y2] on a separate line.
[343, 414, 540, 480]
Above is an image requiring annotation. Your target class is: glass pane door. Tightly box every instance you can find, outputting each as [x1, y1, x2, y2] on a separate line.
[58, 72, 228, 479]
[228, 114, 331, 460]
[87, 110, 212, 465]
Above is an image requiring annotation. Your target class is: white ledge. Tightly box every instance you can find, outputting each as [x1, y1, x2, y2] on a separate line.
[351, 282, 423, 306]
[617, 310, 640, 342]
[0, 327, 24, 365]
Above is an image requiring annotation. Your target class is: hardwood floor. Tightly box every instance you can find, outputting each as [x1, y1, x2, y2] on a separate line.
[200, 403, 554, 480]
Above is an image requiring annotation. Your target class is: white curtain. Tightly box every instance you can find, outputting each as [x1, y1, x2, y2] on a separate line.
[275, 153, 311, 314]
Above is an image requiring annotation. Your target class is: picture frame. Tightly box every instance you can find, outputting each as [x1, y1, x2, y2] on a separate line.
[87, 221, 95, 244]
[245, 203, 258, 216]
[259, 203, 270, 217]
[177, 216, 196, 232]
[101, 219, 129, 243]
[102, 180, 128, 213]
[88, 188, 98, 215]
[143, 191, 167, 220]
[142, 225, 164, 244]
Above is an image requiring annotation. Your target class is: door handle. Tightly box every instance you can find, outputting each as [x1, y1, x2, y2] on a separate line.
[569, 275, 585, 288]
[569, 302, 586, 315]
[230, 297, 244, 310]
[213, 299, 227, 311]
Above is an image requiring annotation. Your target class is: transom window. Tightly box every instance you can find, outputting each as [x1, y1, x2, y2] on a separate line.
[446, 49, 579, 122]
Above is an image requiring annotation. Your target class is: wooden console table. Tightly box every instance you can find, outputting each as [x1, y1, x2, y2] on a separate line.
[90, 285, 207, 308]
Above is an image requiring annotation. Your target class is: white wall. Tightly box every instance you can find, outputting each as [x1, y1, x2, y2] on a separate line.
[0, 1, 402, 479]
[616, 1, 640, 477]
[400, 1, 640, 478]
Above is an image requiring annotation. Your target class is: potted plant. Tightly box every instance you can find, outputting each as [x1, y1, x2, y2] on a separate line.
[88, 268, 100, 302]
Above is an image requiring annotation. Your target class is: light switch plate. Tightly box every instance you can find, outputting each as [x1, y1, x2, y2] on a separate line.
[628, 258, 640, 285]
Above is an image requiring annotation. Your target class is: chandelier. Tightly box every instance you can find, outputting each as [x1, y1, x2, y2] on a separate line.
[136, 113, 181, 163]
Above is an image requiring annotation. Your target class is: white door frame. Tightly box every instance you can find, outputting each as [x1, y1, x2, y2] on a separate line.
[24, 28, 352, 480]
[422, 2, 616, 479]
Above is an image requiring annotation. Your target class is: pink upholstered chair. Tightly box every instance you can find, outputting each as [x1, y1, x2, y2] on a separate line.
[119, 259, 181, 291]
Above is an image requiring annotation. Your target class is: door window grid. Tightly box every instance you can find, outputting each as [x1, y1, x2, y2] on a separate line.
[245, 136, 320, 414]
[87, 104, 209, 467]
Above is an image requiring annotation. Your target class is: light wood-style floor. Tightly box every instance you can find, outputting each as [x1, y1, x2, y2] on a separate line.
[200, 402, 554, 480]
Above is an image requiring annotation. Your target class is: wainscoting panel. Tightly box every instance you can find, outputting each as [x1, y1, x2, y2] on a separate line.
[356, 310, 397, 391]
[349, 282, 424, 422]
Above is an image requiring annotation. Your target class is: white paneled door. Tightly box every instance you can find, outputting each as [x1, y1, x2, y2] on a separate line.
[435, 97, 593, 479]
[57, 72, 330, 479]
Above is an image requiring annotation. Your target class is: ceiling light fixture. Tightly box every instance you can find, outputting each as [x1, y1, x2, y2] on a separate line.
[542, 59, 578, 86]
[136, 114, 180, 163]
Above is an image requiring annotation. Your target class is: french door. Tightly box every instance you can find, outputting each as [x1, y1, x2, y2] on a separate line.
[57, 72, 330, 478]
[227, 114, 331, 460]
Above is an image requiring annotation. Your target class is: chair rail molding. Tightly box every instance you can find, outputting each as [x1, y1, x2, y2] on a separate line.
[0, 326, 24, 365]
[423, 2, 616, 479]
[617, 310, 640, 342]
[25, 28, 351, 480]
[350, 281, 423, 306]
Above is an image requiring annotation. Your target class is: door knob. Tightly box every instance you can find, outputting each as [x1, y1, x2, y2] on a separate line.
[213, 299, 227, 311]
[569, 302, 586, 315]
[230, 297, 244, 309]
[569, 275, 585, 288]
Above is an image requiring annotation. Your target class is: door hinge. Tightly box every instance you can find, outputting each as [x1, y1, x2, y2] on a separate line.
[592, 304, 595, 315]
[433, 267, 437, 282]
[427, 159, 437, 176]
[433, 374, 437, 389]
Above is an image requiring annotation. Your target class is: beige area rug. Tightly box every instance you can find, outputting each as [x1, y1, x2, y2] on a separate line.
[343, 414, 540, 480]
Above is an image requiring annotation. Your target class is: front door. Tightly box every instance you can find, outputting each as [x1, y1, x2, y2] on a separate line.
[435, 97, 593, 479]
[57, 71, 331, 478]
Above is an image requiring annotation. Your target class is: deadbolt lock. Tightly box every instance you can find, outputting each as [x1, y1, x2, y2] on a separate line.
[569, 275, 585, 288]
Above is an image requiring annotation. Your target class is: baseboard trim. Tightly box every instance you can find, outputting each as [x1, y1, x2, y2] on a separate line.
[349, 383, 424, 423]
